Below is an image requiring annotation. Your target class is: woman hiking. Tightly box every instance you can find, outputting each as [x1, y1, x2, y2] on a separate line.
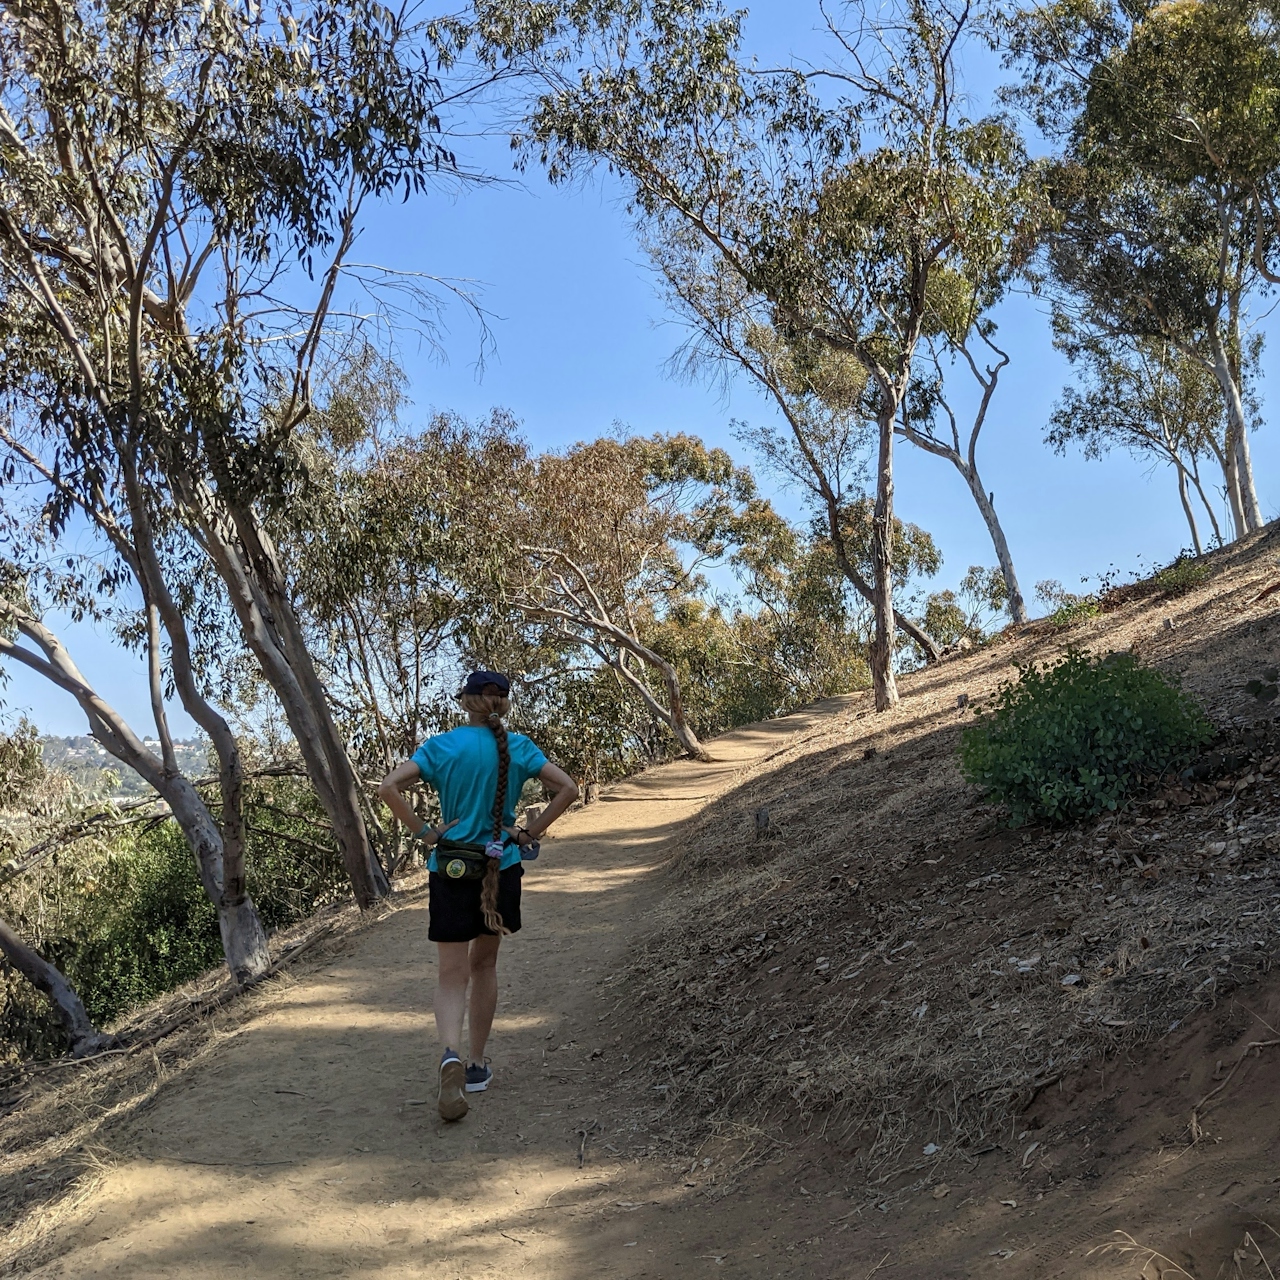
[377, 671, 578, 1121]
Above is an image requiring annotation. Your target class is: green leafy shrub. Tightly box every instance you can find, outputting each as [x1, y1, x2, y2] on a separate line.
[1153, 557, 1211, 596]
[960, 650, 1212, 825]
[1050, 597, 1100, 627]
[50, 824, 225, 1025]
[1036, 578, 1100, 628]
[0, 769, 355, 1059]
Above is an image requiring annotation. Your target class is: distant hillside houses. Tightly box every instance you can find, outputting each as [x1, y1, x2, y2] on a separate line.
[40, 735, 210, 800]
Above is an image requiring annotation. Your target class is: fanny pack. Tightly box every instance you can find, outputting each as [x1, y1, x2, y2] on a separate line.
[436, 837, 506, 882]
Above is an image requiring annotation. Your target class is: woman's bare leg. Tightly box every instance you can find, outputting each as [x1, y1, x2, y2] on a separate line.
[468, 934, 501, 1064]
[434, 942, 471, 1054]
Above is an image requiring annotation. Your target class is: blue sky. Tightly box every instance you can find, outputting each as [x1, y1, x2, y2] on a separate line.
[14, 1, 1277, 737]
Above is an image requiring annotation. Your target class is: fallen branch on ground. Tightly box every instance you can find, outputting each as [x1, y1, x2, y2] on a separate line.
[1191, 1039, 1280, 1139]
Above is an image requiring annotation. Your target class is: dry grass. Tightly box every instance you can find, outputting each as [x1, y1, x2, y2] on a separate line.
[1088, 1225, 1280, 1279]
[609, 526, 1280, 1189]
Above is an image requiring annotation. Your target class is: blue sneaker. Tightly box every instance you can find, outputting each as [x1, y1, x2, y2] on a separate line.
[465, 1060, 492, 1093]
[438, 1050, 467, 1121]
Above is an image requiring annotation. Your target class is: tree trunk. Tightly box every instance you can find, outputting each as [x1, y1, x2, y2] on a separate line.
[2, 613, 271, 985]
[218, 899, 271, 986]
[189, 494, 388, 908]
[238, 522, 390, 901]
[612, 649, 710, 761]
[1189, 467, 1224, 546]
[825, 496, 942, 662]
[1234, 427, 1265, 532]
[139, 777, 269, 984]
[662, 673, 710, 761]
[965, 474, 1028, 624]
[869, 414, 899, 712]
[1207, 329, 1252, 539]
[120, 491, 269, 979]
[1175, 465, 1204, 555]
[0, 915, 109, 1057]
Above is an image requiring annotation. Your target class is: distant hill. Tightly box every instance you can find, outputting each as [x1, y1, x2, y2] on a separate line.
[40, 735, 211, 801]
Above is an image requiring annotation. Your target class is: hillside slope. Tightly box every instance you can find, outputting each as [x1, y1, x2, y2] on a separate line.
[605, 523, 1280, 1277]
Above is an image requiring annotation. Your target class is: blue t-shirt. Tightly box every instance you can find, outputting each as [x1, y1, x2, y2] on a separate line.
[412, 726, 549, 871]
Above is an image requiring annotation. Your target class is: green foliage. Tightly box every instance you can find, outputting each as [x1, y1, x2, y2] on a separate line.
[0, 758, 351, 1059]
[960, 650, 1213, 825]
[1152, 556, 1211, 595]
[1051, 597, 1101, 626]
[48, 826, 224, 1028]
[1087, 0, 1280, 188]
[922, 566, 1010, 647]
[239, 778, 352, 927]
[0, 823, 221, 1058]
[0, 718, 45, 810]
[1036, 578, 1101, 627]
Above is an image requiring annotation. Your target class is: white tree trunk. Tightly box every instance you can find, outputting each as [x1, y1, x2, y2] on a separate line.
[1174, 466, 1203, 555]
[869, 413, 899, 712]
[218, 899, 271, 986]
[966, 475, 1028, 624]
[0, 915, 109, 1056]
[1235, 426, 1265, 531]
[1207, 330, 1254, 538]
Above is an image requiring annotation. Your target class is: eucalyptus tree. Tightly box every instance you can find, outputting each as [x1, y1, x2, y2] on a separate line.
[0, 567, 271, 986]
[0, 0, 481, 907]
[473, 0, 1040, 708]
[1046, 329, 1232, 552]
[1008, 0, 1278, 537]
[506, 434, 756, 760]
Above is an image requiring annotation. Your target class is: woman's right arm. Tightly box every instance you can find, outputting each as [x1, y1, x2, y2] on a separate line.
[377, 760, 430, 836]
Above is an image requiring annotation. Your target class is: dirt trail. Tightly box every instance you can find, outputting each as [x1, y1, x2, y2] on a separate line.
[18, 705, 847, 1279]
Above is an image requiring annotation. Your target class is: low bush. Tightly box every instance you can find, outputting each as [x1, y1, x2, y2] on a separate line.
[51, 824, 226, 1026]
[1050, 597, 1100, 627]
[1153, 557, 1211, 596]
[960, 650, 1212, 826]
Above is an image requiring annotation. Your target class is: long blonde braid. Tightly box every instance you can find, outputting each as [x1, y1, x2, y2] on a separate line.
[460, 690, 512, 935]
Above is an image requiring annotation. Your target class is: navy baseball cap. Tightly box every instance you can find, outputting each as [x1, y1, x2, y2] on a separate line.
[462, 670, 511, 696]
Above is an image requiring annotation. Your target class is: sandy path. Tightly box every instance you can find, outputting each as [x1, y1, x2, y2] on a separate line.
[23, 705, 848, 1280]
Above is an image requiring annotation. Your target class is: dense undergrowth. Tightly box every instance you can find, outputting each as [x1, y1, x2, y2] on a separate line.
[0, 764, 350, 1061]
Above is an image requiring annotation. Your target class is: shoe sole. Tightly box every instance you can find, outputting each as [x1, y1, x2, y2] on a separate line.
[438, 1059, 468, 1121]
[464, 1078, 490, 1093]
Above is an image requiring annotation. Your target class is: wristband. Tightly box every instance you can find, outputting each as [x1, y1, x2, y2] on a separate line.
[415, 823, 436, 843]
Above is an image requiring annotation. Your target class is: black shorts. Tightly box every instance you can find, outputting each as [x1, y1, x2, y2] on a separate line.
[427, 864, 523, 942]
